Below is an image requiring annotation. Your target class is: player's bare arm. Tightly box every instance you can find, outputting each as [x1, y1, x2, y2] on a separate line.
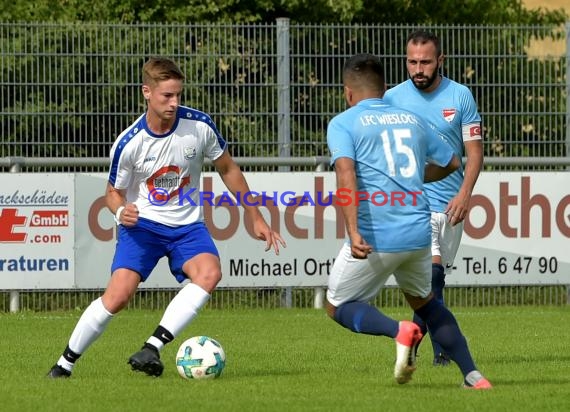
[445, 139, 483, 226]
[334, 157, 372, 259]
[424, 154, 461, 183]
[213, 150, 286, 254]
[105, 183, 139, 227]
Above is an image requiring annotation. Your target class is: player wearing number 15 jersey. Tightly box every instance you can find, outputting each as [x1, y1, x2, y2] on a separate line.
[324, 53, 491, 389]
[327, 88, 451, 253]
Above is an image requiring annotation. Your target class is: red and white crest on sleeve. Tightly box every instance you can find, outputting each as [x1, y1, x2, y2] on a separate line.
[442, 109, 456, 123]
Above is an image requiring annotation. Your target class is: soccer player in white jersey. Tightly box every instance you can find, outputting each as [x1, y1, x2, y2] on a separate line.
[47, 57, 285, 378]
[325, 53, 491, 388]
[383, 30, 484, 366]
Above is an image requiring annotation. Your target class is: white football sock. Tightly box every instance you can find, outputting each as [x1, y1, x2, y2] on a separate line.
[147, 283, 210, 351]
[57, 297, 113, 371]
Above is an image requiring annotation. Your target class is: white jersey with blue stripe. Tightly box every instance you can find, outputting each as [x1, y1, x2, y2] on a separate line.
[108, 105, 227, 227]
[327, 98, 454, 252]
[384, 77, 482, 212]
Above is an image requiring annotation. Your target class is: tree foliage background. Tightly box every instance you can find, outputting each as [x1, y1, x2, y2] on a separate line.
[1, 0, 567, 24]
[0, 1, 568, 169]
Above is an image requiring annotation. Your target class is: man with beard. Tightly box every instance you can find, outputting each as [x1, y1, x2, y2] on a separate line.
[384, 30, 484, 366]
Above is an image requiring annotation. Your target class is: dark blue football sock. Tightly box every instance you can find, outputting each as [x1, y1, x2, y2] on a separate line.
[412, 311, 427, 356]
[430, 263, 447, 357]
[414, 298, 476, 376]
[412, 263, 446, 353]
[334, 301, 399, 337]
[431, 263, 446, 304]
[413, 312, 428, 335]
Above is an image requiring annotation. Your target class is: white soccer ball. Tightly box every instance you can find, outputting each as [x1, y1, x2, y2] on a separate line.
[175, 336, 226, 380]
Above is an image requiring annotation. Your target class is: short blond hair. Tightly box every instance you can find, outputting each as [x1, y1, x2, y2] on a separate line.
[142, 57, 185, 87]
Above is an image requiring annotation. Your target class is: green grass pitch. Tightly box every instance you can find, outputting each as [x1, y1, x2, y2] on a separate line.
[2, 306, 569, 411]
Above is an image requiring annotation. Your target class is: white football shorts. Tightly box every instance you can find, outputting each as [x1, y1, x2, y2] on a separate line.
[430, 212, 464, 274]
[326, 243, 432, 307]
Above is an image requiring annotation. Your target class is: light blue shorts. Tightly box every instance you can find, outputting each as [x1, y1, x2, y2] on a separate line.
[111, 218, 219, 283]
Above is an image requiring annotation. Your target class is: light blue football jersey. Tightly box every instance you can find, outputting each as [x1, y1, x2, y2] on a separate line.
[327, 98, 454, 252]
[383, 77, 481, 212]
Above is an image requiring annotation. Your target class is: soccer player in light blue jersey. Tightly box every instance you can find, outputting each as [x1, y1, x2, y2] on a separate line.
[384, 30, 484, 366]
[325, 53, 490, 389]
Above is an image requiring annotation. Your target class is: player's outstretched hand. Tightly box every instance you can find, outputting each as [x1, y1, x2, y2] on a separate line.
[266, 230, 286, 255]
[252, 218, 286, 255]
